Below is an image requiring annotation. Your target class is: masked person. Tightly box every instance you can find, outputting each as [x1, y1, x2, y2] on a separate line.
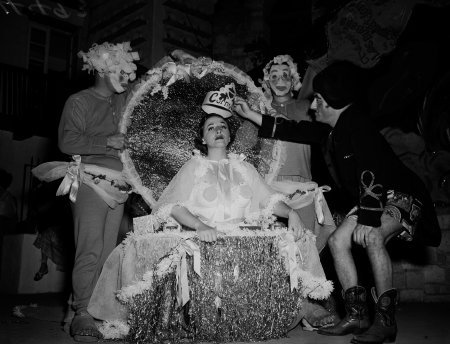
[234, 60, 441, 344]
[245, 55, 338, 330]
[33, 41, 139, 342]
[259, 55, 335, 253]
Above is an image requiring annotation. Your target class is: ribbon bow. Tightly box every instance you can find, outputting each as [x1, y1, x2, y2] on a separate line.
[56, 155, 82, 202]
[165, 63, 191, 87]
[360, 170, 384, 211]
[277, 232, 302, 291]
[176, 239, 201, 307]
[314, 185, 331, 224]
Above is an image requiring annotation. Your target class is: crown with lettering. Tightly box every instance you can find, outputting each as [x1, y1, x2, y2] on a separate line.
[201, 83, 236, 118]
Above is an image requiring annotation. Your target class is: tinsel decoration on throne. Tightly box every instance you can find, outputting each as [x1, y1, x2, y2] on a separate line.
[120, 56, 272, 206]
[127, 236, 302, 343]
[98, 55, 332, 343]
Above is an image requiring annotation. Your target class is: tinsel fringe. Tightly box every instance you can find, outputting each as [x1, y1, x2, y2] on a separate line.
[98, 320, 130, 339]
[117, 228, 332, 303]
[117, 270, 154, 304]
[261, 139, 286, 185]
[298, 269, 334, 300]
[119, 57, 274, 209]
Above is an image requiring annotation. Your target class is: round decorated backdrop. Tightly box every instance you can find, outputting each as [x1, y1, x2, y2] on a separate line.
[119, 57, 274, 207]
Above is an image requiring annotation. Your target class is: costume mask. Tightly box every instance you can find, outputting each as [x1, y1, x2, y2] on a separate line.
[78, 42, 140, 93]
[262, 55, 301, 97]
[268, 64, 292, 96]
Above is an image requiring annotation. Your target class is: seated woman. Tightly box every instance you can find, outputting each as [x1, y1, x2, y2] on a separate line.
[88, 113, 335, 340]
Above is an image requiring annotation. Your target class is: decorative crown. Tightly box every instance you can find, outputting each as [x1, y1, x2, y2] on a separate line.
[201, 83, 236, 118]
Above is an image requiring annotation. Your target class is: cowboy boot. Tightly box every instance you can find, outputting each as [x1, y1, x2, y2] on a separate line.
[318, 286, 370, 336]
[351, 288, 398, 344]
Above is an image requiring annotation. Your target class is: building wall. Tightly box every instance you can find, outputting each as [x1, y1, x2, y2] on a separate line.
[88, 0, 154, 67]
[0, 14, 30, 68]
[88, 0, 216, 69]
[393, 213, 450, 302]
[0, 2, 87, 222]
[0, 130, 52, 221]
[213, 0, 266, 72]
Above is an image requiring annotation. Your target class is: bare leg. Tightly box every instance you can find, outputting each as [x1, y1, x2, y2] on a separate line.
[365, 213, 403, 295]
[312, 215, 374, 337]
[352, 213, 403, 344]
[328, 215, 358, 291]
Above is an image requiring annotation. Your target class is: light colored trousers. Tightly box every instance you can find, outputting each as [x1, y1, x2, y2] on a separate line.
[70, 184, 124, 313]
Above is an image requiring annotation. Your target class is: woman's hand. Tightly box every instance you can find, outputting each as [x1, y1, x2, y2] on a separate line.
[196, 223, 218, 242]
[288, 209, 307, 240]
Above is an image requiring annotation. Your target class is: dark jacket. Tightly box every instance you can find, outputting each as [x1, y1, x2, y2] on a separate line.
[259, 105, 441, 246]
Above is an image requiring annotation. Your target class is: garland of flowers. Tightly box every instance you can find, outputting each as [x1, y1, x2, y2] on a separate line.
[84, 171, 132, 193]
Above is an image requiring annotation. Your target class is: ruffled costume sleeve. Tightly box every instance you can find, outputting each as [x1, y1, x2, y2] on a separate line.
[153, 158, 198, 221]
[242, 161, 286, 220]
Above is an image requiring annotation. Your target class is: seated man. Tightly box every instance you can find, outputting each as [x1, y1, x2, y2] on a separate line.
[234, 60, 441, 344]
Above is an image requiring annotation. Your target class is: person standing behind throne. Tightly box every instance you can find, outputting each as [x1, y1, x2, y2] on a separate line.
[32, 41, 140, 342]
[259, 55, 335, 253]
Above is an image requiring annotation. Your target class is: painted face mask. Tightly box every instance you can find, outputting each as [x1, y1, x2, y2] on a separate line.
[78, 42, 140, 93]
[262, 54, 302, 97]
[268, 64, 292, 96]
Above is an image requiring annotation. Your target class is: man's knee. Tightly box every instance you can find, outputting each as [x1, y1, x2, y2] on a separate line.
[328, 231, 349, 252]
[328, 216, 355, 252]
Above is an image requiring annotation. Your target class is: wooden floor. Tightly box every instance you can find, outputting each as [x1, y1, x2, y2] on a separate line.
[0, 293, 449, 344]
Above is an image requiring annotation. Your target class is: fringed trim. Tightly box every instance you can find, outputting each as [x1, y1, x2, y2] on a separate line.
[117, 239, 200, 308]
[263, 193, 287, 217]
[116, 270, 155, 304]
[154, 203, 176, 223]
[242, 193, 286, 230]
[119, 70, 166, 209]
[120, 150, 156, 208]
[293, 230, 332, 300]
[298, 269, 334, 300]
[297, 227, 317, 245]
[153, 201, 188, 228]
[265, 140, 286, 185]
[216, 224, 291, 236]
[98, 320, 130, 339]
[117, 226, 330, 310]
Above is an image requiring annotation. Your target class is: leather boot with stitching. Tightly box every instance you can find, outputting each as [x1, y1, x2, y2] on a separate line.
[318, 285, 370, 336]
[351, 288, 398, 344]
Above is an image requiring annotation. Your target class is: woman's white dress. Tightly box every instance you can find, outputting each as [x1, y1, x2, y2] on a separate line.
[88, 152, 334, 330]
